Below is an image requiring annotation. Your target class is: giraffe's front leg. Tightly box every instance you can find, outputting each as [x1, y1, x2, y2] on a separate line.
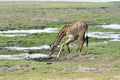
[57, 35, 74, 58]
[57, 44, 64, 57]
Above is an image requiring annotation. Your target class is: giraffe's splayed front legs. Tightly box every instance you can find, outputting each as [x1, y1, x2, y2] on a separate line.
[57, 44, 64, 57]
[57, 35, 74, 57]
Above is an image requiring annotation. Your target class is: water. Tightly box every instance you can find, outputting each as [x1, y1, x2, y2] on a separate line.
[88, 32, 120, 41]
[0, 28, 58, 33]
[0, 53, 49, 60]
[101, 24, 120, 29]
[0, 33, 28, 37]
[0, 45, 50, 60]
[0, 45, 49, 50]
[0, 28, 58, 37]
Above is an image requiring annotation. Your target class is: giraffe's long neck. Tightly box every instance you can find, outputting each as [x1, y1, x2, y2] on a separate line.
[52, 27, 66, 47]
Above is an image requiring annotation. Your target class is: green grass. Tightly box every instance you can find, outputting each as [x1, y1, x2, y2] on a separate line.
[0, 49, 23, 55]
[84, 41, 120, 58]
[0, 33, 55, 47]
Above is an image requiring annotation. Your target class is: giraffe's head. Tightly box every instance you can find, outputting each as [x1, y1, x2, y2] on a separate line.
[49, 44, 56, 56]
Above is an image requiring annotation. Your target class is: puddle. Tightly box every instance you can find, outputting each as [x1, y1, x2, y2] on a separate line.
[100, 24, 120, 29]
[90, 41, 108, 44]
[0, 53, 48, 60]
[0, 45, 52, 60]
[0, 28, 58, 37]
[88, 32, 120, 41]
[0, 45, 49, 50]
[0, 33, 28, 37]
[0, 28, 58, 33]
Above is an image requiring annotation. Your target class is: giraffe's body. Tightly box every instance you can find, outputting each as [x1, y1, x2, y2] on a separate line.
[49, 20, 88, 57]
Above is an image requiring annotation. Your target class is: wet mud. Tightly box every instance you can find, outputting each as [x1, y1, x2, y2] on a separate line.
[31, 54, 96, 62]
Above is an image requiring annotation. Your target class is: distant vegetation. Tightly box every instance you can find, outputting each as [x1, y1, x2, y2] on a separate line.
[0, 2, 120, 30]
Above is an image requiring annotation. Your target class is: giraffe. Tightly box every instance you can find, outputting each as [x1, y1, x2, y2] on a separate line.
[49, 20, 88, 57]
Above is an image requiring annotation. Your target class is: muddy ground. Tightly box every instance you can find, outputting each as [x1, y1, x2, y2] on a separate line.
[31, 54, 101, 62]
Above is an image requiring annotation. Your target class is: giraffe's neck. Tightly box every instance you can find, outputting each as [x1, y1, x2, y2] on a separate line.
[52, 25, 69, 47]
[53, 27, 66, 47]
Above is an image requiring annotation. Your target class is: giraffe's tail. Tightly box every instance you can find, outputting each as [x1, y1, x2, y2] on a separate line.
[86, 35, 88, 47]
[85, 24, 89, 47]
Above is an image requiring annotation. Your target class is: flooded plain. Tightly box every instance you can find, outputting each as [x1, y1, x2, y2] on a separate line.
[0, 24, 120, 60]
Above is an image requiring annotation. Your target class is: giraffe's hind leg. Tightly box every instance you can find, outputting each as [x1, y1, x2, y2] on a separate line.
[66, 43, 71, 53]
[77, 33, 85, 52]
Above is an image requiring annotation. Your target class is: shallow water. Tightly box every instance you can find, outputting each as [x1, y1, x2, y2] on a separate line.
[100, 24, 120, 29]
[88, 32, 120, 41]
[0, 28, 58, 37]
[0, 28, 58, 33]
[0, 45, 50, 60]
[0, 33, 28, 37]
[0, 53, 48, 60]
[1, 45, 49, 50]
